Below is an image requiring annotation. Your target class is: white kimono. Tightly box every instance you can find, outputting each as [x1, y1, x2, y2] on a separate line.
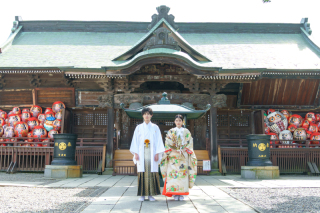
[130, 122, 165, 172]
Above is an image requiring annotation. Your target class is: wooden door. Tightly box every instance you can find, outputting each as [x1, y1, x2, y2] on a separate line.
[72, 109, 108, 143]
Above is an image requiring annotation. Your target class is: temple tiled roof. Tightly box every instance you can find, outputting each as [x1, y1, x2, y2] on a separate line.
[0, 18, 320, 71]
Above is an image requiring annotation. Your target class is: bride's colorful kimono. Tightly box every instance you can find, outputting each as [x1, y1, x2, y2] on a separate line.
[160, 127, 197, 197]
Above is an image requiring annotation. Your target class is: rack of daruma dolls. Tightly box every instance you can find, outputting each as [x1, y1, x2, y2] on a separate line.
[0, 101, 65, 147]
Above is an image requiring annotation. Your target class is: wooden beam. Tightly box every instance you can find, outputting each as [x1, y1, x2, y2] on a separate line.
[209, 107, 218, 172]
[237, 83, 243, 108]
[106, 106, 115, 168]
[314, 80, 320, 107]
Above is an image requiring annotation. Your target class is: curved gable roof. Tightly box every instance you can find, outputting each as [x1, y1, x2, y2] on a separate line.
[112, 18, 211, 62]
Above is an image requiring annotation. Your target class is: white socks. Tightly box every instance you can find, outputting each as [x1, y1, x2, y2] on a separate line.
[138, 196, 145, 201]
[148, 196, 156, 201]
[173, 195, 184, 201]
[138, 196, 156, 201]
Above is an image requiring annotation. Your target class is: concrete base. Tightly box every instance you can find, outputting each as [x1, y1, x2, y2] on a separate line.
[44, 165, 83, 178]
[241, 166, 279, 179]
[102, 168, 113, 175]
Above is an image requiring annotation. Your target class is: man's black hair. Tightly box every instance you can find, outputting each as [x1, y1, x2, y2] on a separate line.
[141, 107, 153, 116]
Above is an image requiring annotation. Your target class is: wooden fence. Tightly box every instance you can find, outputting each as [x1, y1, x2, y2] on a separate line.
[0, 138, 106, 173]
[219, 146, 320, 174]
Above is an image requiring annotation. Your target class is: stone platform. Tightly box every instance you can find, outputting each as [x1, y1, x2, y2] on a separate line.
[241, 166, 279, 179]
[44, 165, 83, 178]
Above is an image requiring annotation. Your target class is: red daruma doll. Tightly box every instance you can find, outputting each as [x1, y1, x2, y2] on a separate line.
[0, 117, 5, 126]
[8, 114, 21, 127]
[38, 114, 46, 125]
[12, 107, 21, 115]
[316, 114, 320, 122]
[281, 110, 290, 120]
[288, 114, 303, 128]
[0, 126, 3, 137]
[309, 123, 318, 133]
[306, 131, 312, 139]
[44, 108, 53, 114]
[288, 125, 297, 133]
[305, 112, 316, 124]
[30, 105, 42, 118]
[0, 110, 7, 119]
[52, 101, 66, 113]
[22, 108, 30, 113]
[302, 119, 310, 131]
[48, 130, 58, 139]
[53, 119, 61, 131]
[268, 133, 279, 148]
[14, 122, 29, 137]
[55, 111, 62, 120]
[27, 117, 39, 131]
[21, 112, 31, 122]
[32, 126, 47, 145]
[310, 132, 320, 148]
[45, 111, 55, 118]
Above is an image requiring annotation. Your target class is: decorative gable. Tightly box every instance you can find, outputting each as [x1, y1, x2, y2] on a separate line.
[113, 5, 211, 62]
[143, 27, 180, 51]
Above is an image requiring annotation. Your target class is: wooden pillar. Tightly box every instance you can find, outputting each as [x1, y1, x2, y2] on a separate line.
[106, 107, 114, 168]
[210, 107, 219, 171]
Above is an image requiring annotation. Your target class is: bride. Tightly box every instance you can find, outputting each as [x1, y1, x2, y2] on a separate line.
[160, 114, 197, 201]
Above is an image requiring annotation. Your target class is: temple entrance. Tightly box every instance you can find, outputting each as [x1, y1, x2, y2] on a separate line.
[134, 81, 190, 93]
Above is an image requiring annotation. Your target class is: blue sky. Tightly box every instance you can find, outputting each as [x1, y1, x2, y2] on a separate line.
[0, 0, 320, 47]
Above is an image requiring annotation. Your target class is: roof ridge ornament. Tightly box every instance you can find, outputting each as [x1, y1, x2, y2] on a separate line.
[143, 27, 180, 51]
[148, 5, 178, 30]
[301, 18, 312, 35]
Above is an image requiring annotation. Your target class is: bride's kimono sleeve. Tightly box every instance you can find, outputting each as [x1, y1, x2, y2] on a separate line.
[160, 130, 173, 179]
[185, 132, 197, 188]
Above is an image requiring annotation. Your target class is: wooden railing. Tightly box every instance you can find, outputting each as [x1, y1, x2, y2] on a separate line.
[0, 138, 106, 173]
[218, 139, 320, 148]
[218, 139, 248, 147]
[219, 146, 320, 174]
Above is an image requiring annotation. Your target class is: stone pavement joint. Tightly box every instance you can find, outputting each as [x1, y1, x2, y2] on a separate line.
[3, 174, 320, 212]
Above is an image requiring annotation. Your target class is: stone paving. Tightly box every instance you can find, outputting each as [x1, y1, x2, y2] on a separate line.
[1, 174, 320, 212]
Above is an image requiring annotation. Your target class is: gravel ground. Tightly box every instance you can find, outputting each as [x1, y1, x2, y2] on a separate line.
[0, 172, 58, 185]
[0, 186, 108, 213]
[223, 188, 320, 213]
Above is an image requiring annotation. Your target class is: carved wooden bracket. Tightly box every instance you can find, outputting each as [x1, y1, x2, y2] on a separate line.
[97, 94, 114, 108]
[114, 93, 228, 109]
[61, 75, 74, 87]
[27, 74, 41, 87]
[0, 78, 6, 89]
[97, 79, 114, 92]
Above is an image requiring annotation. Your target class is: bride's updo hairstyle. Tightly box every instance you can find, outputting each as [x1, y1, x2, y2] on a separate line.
[175, 114, 183, 121]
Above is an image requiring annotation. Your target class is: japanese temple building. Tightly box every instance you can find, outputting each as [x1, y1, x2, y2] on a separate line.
[1, 5, 320, 174]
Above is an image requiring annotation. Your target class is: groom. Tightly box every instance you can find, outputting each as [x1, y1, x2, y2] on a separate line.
[130, 107, 165, 201]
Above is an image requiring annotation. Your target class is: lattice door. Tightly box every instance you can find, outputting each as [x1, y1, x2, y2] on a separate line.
[72, 110, 108, 142]
[217, 111, 251, 140]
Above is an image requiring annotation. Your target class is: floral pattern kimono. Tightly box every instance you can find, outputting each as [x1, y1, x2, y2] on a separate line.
[160, 127, 197, 197]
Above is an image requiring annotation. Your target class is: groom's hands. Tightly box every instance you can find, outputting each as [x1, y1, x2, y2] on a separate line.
[134, 153, 139, 161]
[154, 154, 159, 161]
[135, 153, 158, 161]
